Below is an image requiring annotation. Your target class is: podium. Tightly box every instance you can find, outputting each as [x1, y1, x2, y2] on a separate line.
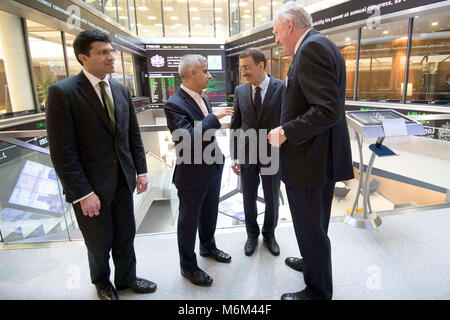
[344, 109, 425, 229]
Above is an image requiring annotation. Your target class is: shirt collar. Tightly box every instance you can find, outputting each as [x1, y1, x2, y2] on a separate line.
[294, 28, 312, 55]
[181, 84, 204, 99]
[83, 68, 109, 88]
[252, 73, 270, 91]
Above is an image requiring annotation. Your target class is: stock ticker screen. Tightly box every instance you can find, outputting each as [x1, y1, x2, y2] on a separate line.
[146, 45, 226, 105]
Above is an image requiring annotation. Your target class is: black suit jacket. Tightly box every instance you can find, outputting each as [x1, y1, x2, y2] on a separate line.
[46, 71, 147, 204]
[280, 29, 354, 188]
[164, 88, 224, 190]
[230, 75, 285, 164]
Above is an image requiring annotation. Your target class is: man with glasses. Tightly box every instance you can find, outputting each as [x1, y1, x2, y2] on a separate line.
[230, 48, 285, 257]
[46, 30, 157, 300]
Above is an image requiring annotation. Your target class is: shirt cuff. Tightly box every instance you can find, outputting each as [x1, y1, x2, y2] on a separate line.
[73, 192, 94, 204]
[232, 159, 239, 165]
[138, 173, 147, 177]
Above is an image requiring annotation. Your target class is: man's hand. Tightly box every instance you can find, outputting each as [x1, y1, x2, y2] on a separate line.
[231, 162, 241, 176]
[268, 126, 287, 148]
[80, 193, 101, 217]
[137, 175, 149, 194]
[213, 107, 234, 119]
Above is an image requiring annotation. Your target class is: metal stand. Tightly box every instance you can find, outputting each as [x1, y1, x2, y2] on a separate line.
[343, 132, 382, 229]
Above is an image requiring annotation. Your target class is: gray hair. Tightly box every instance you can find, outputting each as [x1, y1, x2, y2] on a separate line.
[178, 54, 207, 79]
[274, 1, 313, 29]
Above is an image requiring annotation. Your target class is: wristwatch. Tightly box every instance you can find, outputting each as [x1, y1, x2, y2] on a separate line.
[280, 127, 285, 137]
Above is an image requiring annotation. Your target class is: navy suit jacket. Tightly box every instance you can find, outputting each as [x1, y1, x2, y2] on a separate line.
[164, 88, 224, 190]
[280, 29, 354, 188]
[46, 71, 147, 203]
[230, 75, 285, 164]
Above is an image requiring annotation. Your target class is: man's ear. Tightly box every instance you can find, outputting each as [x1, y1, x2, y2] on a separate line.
[287, 19, 295, 34]
[78, 53, 87, 66]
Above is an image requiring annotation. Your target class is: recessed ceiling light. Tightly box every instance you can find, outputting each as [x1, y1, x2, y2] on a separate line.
[383, 30, 389, 34]
[214, 8, 223, 12]
[164, 7, 173, 11]
[192, 17, 200, 21]
[239, 2, 248, 7]
[170, 16, 179, 20]
[189, 7, 198, 12]
[147, 16, 156, 20]
[345, 37, 351, 41]
[137, 6, 148, 11]
[431, 21, 438, 26]
[215, 17, 222, 21]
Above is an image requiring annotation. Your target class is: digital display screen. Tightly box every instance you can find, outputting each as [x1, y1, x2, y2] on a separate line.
[347, 110, 416, 126]
[8, 160, 64, 215]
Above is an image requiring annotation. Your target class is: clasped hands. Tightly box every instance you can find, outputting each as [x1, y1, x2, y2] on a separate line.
[267, 126, 287, 148]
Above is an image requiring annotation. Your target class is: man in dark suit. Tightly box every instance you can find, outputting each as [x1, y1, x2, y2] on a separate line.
[164, 54, 234, 287]
[46, 31, 157, 300]
[230, 48, 284, 257]
[269, 2, 354, 300]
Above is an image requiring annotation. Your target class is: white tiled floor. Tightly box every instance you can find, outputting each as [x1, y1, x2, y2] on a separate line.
[0, 207, 449, 300]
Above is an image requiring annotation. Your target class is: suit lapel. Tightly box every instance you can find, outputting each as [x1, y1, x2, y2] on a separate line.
[179, 88, 206, 120]
[257, 76, 276, 125]
[203, 95, 212, 114]
[76, 72, 115, 136]
[109, 79, 122, 133]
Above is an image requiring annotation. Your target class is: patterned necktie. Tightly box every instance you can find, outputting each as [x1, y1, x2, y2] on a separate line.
[99, 81, 116, 127]
[254, 86, 262, 116]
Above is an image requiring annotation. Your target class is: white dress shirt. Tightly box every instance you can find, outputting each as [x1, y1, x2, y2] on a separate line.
[74, 69, 146, 204]
[294, 28, 312, 56]
[181, 84, 210, 117]
[252, 73, 270, 103]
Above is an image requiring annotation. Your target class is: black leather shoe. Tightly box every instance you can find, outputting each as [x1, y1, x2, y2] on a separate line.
[281, 289, 312, 300]
[95, 282, 119, 300]
[116, 277, 157, 293]
[181, 268, 213, 287]
[285, 257, 303, 272]
[244, 237, 258, 256]
[200, 248, 231, 263]
[263, 237, 280, 256]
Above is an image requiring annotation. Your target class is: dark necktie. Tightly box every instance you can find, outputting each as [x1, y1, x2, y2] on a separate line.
[99, 81, 116, 127]
[254, 86, 262, 116]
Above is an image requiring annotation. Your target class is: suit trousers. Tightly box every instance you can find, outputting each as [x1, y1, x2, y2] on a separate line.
[240, 163, 280, 239]
[73, 167, 137, 287]
[176, 174, 222, 272]
[285, 182, 335, 300]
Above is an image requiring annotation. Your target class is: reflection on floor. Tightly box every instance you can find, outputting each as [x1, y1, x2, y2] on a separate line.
[1, 206, 449, 300]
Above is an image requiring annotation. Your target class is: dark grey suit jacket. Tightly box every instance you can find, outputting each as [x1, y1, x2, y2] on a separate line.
[280, 29, 354, 188]
[230, 75, 285, 164]
[46, 71, 147, 204]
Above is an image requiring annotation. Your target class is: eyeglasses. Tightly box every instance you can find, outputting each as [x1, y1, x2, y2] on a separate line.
[96, 49, 116, 56]
[238, 65, 254, 72]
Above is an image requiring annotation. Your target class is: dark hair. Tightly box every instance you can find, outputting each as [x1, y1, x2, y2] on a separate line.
[239, 48, 267, 69]
[73, 30, 111, 65]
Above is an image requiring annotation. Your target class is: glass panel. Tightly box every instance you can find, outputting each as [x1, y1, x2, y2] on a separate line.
[214, 0, 228, 38]
[163, 0, 189, 38]
[327, 30, 358, 100]
[408, 11, 450, 104]
[357, 20, 409, 102]
[189, 0, 214, 38]
[27, 20, 67, 111]
[122, 52, 136, 96]
[0, 52, 12, 116]
[229, 0, 239, 36]
[272, 0, 283, 17]
[104, 0, 118, 22]
[239, 0, 253, 33]
[85, 0, 103, 12]
[0, 140, 71, 243]
[128, 0, 137, 34]
[135, 0, 164, 38]
[117, 0, 130, 29]
[111, 48, 124, 84]
[270, 46, 291, 83]
[64, 33, 83, 77]
[255, 0, 271, 27]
